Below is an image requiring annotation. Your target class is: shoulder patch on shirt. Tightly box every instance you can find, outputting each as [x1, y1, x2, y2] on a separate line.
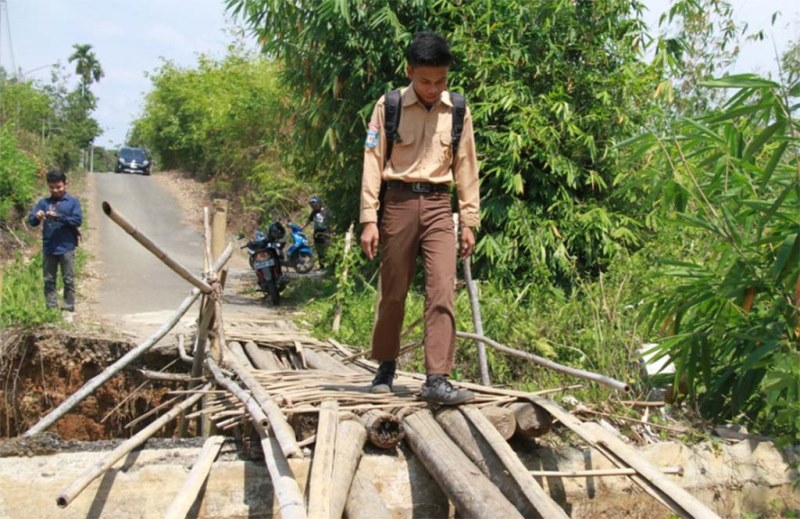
[364, 129, 379, 149]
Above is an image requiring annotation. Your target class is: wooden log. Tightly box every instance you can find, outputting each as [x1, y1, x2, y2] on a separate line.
[479, 406, 516, 440]
[289, 413, 319, 442]
[529, 467, 683, 478]
[345, 471, 391, 519]
[462, 256, 490, 385]
[303, 348, 357, 374]
[332, 223, 353, 332]
[206, 358, 306, 519]
[362, 409, 404, 449]
[25, 288, 203, 437]
[307, 400, 338, 518]
[403, 409, 524, 519]
[162, 435, 225, 519]
[528, 395, 721, 519]
[220, 346, 302, 458]
[226, 341, 252, 368]
[56, 384, 210, 507]
[435, 407, 566, 519]
[330, 418, 367, 519]
[461, 406, 569, 518]
[102, 201, 214, 294]
[457, 331, 630, 392]
[243, 341, 281, 370]
[509, 402, 552, 438]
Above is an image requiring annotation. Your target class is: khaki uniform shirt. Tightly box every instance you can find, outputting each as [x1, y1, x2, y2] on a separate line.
[360, 86, 480, 228]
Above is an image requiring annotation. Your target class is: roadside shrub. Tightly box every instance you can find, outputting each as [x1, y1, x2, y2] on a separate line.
[0, 126, 38, 223]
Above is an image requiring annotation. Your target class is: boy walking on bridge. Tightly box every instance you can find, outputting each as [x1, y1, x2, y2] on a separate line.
[360, 32, 480, 405]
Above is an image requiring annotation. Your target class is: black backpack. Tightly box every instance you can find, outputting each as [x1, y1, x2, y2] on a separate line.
[383, 89, 466, 163]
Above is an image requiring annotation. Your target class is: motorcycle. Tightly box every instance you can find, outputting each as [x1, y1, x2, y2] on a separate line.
[285, 222, 315, 274]
[241, 222, 288, 305]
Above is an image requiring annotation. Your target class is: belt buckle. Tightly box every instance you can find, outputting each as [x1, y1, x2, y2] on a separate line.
[410, 182, 430, 193]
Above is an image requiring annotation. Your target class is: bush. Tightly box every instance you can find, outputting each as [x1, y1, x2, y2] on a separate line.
[0, 126, 38, 223]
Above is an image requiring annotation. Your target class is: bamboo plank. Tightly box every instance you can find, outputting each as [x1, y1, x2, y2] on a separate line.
[162, 435, 225, 519]
[330, 418, 367, 519]
[56, 384, 210, 507]
[307, 400, 338, 518]
[403, 409, 524, 519]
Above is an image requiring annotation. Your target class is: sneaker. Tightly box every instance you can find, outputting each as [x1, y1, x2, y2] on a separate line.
[61, 310, 74, 323]
[419, 375, 475, 405]
[370, 361, 396, 394]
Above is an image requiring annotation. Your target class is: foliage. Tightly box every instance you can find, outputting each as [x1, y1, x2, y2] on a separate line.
[68, 43, 104, 98]
[0, 126, 39, 223]
[622, 75, 800, 441]
[226, 0, 663, 285]
[131, 49, 305, 219]
[0, 253, 60, 326]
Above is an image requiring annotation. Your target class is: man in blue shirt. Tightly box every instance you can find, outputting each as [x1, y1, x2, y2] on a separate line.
[28, 170, 83, 319]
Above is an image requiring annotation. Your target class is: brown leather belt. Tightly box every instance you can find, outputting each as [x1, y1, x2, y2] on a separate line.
[386, 180, 450, 193]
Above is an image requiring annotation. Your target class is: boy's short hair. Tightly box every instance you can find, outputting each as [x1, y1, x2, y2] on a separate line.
[46, 170, 67, 183]
[406, 32, 452, 68]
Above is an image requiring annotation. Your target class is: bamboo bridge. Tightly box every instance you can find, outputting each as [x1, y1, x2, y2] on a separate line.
[20, 202, 723, 519]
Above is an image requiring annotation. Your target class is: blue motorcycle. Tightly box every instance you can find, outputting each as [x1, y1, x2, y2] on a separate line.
[285, 223, 315, 274]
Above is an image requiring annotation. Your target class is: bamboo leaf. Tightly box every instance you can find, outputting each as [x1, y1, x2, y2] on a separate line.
[769, 233, 799, 283]
[743, 121, 784, 162]
[700, 75, 780, 89]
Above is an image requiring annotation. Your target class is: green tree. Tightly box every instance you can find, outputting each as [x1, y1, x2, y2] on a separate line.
[226, 0, 662, 285]
[623, 75, 800, 440]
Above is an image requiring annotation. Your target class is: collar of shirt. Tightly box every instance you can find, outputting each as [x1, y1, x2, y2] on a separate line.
[400, 85, 454, 110]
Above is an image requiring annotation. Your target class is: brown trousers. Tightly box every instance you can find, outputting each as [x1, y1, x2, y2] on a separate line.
[371, 187, 456, 375]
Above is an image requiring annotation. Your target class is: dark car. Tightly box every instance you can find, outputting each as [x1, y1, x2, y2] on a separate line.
[115, 147, 151, 175]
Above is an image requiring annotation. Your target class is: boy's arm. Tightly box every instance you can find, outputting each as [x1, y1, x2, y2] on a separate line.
[360, 99, 386, 225]
[59, 198, 83, 227]
[454, 105, 480, 229]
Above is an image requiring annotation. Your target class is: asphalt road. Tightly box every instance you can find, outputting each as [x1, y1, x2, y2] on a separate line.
[91, 172, 205, 317]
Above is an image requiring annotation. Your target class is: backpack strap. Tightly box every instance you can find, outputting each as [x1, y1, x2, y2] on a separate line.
[383, 89, 402, 163]
[450, 91, 466, 160]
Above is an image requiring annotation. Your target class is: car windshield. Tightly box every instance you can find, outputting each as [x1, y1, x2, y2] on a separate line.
[120, 148, 147, 161]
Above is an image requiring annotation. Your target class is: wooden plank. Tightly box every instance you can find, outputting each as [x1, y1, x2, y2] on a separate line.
[307, 400, 338, 518]
[528, 395, 721, 519]
[330, 419, 367, 519]
[163, 435, 225, 519]
[403, 409, 524, 519]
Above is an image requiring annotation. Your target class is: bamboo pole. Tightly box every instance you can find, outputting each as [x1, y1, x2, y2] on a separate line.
[463, 256, 490, 385]
[403, 409, 524, 519]
[211, 199, 228, 266]
[220, 345, 302, 458]
[527, 395, 721, 519]
[307, 400, 338, 518]
[529, 467, 683, 478]
[457, 331, 630, 392]
[137, 369, 199, 382]
[25, 288, 203, 436]
[102, 201, 213, 294]
[303, 348, 358, 374]
[243, 341, 282, 371]
[332, 223, 354, 332]
[460, 405, 569, 518]
[203, 207, 213, 276]
[330, 418, 367, 519]
[205, 357, 306, 519]
[162, 435, 225, 519]
[177, 334, 193, 363]
[56, 384, 210, 507]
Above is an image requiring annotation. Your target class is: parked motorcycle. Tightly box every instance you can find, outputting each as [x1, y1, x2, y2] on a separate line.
[241, 222, 288, 305]
[285, 222, 315, 274]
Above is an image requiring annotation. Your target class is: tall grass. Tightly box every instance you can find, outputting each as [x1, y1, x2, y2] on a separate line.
[0, 253, 60, 326]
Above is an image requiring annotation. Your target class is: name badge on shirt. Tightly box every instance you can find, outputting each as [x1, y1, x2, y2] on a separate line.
[364, 129, 379, 149]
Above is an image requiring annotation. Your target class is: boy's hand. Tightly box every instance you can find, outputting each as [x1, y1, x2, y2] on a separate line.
[36, 210, 46, 221]
[460, 227, 475, 259]
[360, 223, 380, 260]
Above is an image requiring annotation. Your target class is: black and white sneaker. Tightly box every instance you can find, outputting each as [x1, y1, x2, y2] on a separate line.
[370, 361, 396, 394]
[419, 375, 475, 405]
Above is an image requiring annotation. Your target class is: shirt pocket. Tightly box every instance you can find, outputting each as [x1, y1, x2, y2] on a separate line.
[389, 133, 416, 170]
[438, 132, 453, 165]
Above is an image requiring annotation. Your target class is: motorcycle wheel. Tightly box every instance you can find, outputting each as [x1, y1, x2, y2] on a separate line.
[265, 279, 280, 305]
[292, 252, 314, 274]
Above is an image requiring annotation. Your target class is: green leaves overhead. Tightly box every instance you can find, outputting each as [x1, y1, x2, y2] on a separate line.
[226, 0, 660, 285]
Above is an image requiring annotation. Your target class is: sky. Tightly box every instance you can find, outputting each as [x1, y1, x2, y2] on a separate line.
[4, 0, 798, 150]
